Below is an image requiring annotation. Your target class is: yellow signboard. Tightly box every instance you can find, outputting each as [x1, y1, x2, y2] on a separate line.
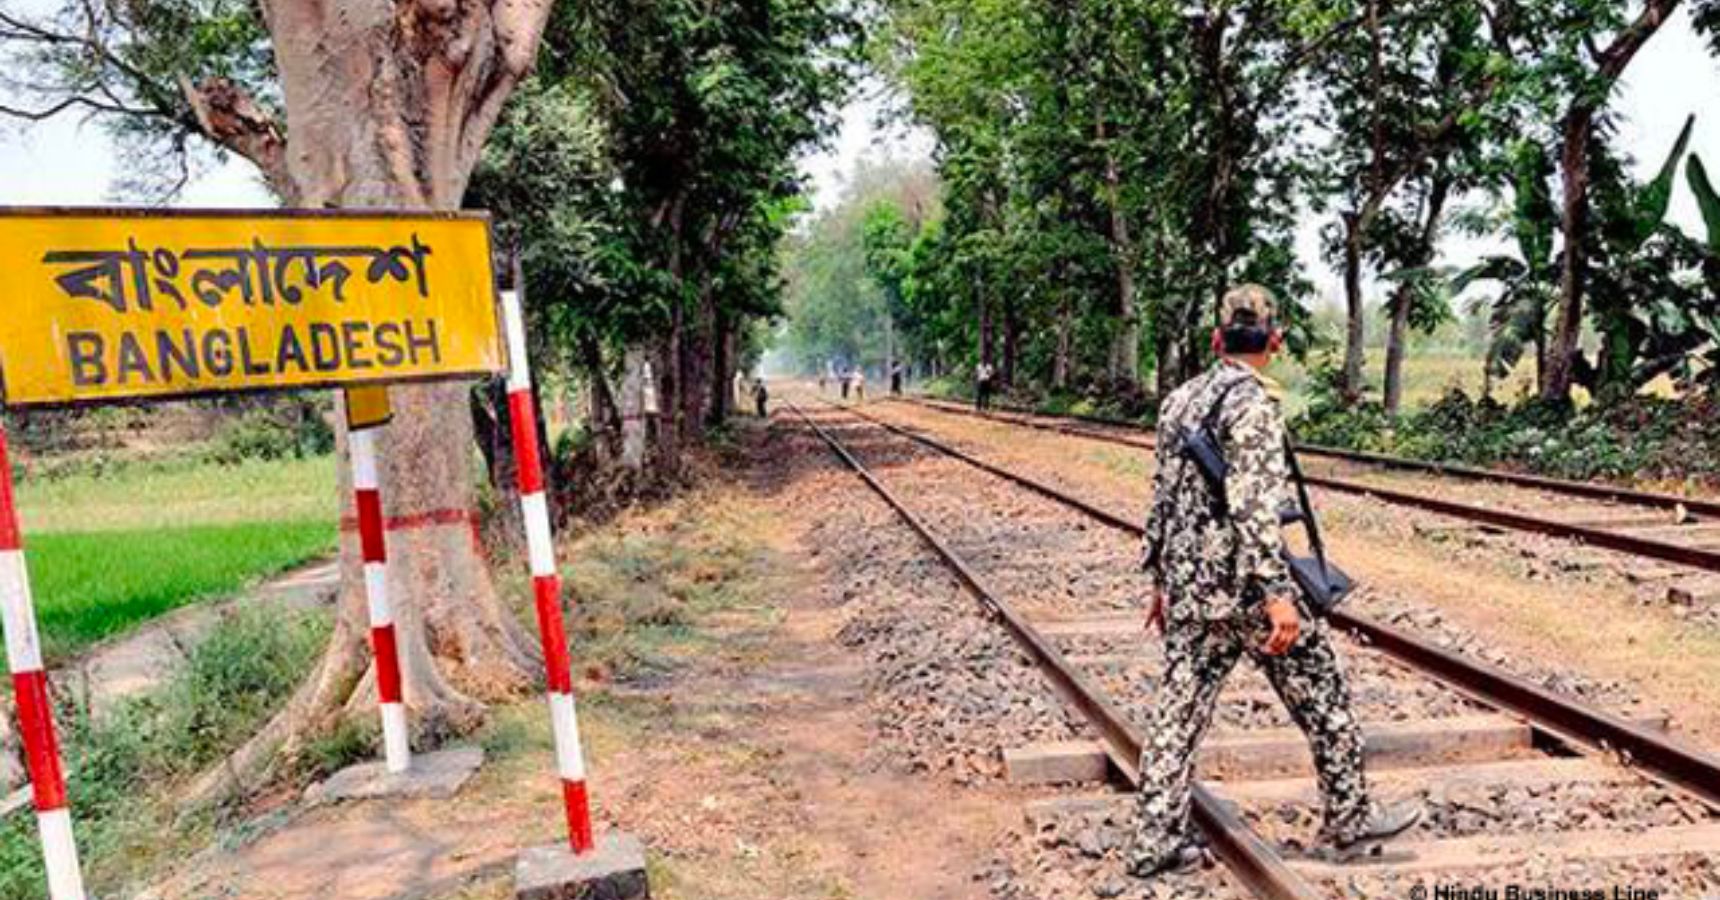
[0, 208, 504, 407]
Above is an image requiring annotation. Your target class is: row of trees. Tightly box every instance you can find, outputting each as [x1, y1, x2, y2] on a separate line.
[1, 0, 852, 795]
[786, 0, 1720, 413]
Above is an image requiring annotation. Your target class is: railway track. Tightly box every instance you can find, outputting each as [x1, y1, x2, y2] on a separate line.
[903, 395, 1720, 518]
[786, 397, 1720, 899]
[898, 395, 1720, 602]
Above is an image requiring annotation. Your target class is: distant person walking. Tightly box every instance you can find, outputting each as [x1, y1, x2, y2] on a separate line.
[752, 378, 769, 418]
[1127, 284, 1420, 877]
[840, 367, 851, 400]
[975, 361, 995, 411]
[852, 368, 866, 402]
[890, 362, 904, 396]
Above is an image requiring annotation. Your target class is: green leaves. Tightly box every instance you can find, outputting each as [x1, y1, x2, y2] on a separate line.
[1632, 113, 1695, 247]
[1687, 153, 1720, 253]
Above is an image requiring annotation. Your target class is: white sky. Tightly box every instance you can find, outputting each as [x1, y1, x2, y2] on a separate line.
[3, 7, 1717, 307]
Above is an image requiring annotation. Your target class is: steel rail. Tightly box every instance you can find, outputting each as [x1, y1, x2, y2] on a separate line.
[897, 397, 1720, 576]
[903, 396, 1720, 520]
[785, 401, 1324, 900]
[834, 399, 1720, 812]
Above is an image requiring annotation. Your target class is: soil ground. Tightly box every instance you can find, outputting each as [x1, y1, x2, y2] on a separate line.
[143, 415, 1023, 899]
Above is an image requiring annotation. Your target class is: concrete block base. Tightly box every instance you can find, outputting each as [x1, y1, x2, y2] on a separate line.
[305, 746, 485, 804]
[515, 832, 650, 900]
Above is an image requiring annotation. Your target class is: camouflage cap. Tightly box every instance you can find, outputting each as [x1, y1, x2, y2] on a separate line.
[1219, 283, 1276, 327]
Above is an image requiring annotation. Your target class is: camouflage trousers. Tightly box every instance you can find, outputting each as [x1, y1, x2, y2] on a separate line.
[1128, 607, 1369, 871]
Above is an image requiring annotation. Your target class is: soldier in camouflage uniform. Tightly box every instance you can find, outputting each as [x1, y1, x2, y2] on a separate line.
[1127, 285, 1420, 877]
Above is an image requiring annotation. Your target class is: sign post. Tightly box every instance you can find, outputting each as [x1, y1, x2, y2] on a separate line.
[344, 385, 408, 772]
[0, 424, 85, 900]
[0, 208, 504, 897]
[499, 291, 595, 853]
[348, 419, 410, 773]
[500, 299, 650, 899]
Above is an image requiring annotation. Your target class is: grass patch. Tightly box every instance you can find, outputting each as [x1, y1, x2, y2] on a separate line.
[14, 454, 335, 532]
[24, 521, 335, 661]
[3, 453, 338, 660]
[0, 605, 329, 900]
[555, 494, 780, 684]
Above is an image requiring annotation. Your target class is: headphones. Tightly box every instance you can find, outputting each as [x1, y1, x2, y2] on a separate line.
[1218, 308, 1276, 354]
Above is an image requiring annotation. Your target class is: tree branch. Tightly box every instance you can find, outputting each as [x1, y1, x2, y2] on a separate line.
[178, 74, 294, 201]
[1595, 0, 1680, 82]
[456, 0, 554, 181]
[0, 95, 154, 120]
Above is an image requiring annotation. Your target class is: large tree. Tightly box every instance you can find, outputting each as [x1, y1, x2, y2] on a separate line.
[552, 0, 853, 463]
[1538, 0, 1681, 403]
[2, 0, 554, 800]
[1314, 0, 1505, 403]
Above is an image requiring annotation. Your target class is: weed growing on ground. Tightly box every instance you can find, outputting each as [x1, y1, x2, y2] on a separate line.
[0, 606, 329, 900]
[552, 493, 778, 685]
[298, 717, 381, 782]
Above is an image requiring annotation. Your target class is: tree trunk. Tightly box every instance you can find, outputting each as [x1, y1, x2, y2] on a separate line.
[680, 275, 715, 438]
[1001, 302, 1020, 387]
[581, 332, 621, 461]
[1341, 214, 1368, 402]
[1545, 110, 1592, 404]
[620, 346, 649, 471]
[1097, 117, 1139, 386]
[978, 284, 994, 370]
[710, 311, 733, 427]
[1156, 323, 1183, 398]
[1383, 176, 1451, 416]
[1382, 283, 1414, 415]
[883, 315, 896, 389]
[1053, 291, 1072, 390]
[183, 0, 554, 807]
[1543, 0, 1678, 402]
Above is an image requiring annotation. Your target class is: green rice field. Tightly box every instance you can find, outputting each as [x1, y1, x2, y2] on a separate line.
[11, 455, 338, 661]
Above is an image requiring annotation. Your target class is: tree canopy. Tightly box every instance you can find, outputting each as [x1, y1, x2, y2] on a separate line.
[774, 0, 1720, 413]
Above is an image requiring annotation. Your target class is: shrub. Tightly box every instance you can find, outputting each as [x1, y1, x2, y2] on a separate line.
[0, 606, 328, 898]
[208, 401, 333, 465]
[1292, 386, 1720, 489]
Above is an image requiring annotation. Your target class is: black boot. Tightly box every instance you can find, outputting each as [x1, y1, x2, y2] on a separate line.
[1126, 841, 1210, 878]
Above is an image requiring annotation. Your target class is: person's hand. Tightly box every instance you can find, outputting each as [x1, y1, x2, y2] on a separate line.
[1260, 595, 1300, 656]
[1145, 586, 1166, 634]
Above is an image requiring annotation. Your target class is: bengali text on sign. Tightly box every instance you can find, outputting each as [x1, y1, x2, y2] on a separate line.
[0, 209, 505, 406]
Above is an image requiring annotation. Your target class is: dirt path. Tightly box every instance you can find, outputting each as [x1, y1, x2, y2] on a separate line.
[145, 419, 1022, 899]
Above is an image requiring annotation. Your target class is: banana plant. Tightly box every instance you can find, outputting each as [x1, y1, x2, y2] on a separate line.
[1675, 151, 1720, 392]
[1583, 114, 1700, 395]
[1450, 140, 1560, 396]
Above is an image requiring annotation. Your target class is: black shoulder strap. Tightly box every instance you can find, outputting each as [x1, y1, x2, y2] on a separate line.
[1282, 437, 1329, 571]
[1201, 374, 1249, 433]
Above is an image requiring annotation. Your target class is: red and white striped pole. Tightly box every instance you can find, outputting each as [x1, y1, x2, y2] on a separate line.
[0, 423, 87, 900]
[501, 289, 595, 854]
[349, 426, 411, 773]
